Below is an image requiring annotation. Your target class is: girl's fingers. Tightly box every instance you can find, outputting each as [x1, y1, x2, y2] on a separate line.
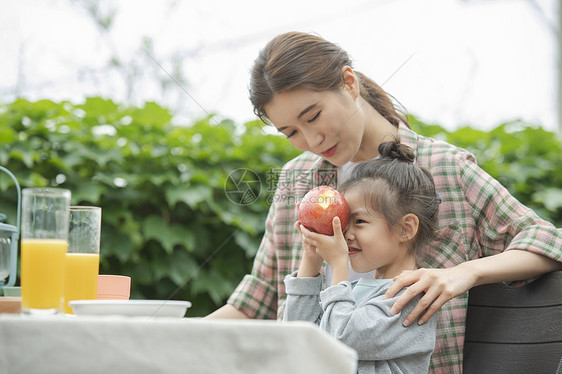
[301, 234, 318, 247]
[331, 216, 349, 253]
[300, 225, 326, 241]
[300, 218, 348, 257]
[332, 216, 341, 227]
[332, 216, 344, 238]
[299, 224, 312, 235]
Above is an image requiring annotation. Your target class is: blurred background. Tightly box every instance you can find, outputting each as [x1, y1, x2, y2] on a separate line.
[1, 0, 561, 316]
[0, 0, 559, 132]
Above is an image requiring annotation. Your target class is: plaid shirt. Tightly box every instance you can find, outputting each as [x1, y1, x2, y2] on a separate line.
[228, 124, 562, 373]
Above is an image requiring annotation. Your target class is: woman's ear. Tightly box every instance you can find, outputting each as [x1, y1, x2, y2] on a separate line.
[399, 213, 419, 243]
[341, 66, 360, 100]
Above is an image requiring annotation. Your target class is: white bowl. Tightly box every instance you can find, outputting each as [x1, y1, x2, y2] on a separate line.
[69, 299, 192, 318]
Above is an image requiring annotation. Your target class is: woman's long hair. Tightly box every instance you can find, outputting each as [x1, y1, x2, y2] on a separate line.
[249, 31, 408, 128]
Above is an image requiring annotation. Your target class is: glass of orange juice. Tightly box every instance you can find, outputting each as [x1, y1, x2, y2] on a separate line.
[63, 206, 101, 314]
[21, 188, 71, 314]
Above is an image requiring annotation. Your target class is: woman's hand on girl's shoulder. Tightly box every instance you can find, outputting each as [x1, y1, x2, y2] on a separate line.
[384, 266, 476, 326]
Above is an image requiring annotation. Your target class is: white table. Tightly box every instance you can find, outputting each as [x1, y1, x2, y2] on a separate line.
[0, 315, 357, 374]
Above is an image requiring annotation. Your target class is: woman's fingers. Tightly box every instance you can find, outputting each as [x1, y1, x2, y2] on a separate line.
[388, 275, 428, 317]
[386, 269, 433, 318]
[400, 286, 442, 326]
[417, 293, 451, 325]
[385, 270, 415, 299]
[387, 268, 468, 326]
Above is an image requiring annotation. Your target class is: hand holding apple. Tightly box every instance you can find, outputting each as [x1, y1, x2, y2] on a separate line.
[298, 216, 350, 285]
[297, 186, 349, 236]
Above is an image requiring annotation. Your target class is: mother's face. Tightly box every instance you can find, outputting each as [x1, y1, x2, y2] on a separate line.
[263, 70, 366, 167]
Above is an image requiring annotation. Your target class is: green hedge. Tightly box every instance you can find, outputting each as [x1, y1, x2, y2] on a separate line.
[0, 98, 300, 316]
[0, 98, 560, 316]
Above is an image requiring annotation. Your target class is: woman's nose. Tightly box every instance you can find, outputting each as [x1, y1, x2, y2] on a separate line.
[302, 127, 324, 150]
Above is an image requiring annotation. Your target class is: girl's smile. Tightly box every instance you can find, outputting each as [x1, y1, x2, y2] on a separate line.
[347, 246, 362, 256]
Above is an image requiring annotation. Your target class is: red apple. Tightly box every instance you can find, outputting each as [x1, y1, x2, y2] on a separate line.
[298, 186, 349, 236]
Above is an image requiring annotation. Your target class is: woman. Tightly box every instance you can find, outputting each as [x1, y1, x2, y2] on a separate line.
[207, 31, 562, 373]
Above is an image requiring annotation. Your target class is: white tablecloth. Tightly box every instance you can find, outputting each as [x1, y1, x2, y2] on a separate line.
[0, 315, 357, 374]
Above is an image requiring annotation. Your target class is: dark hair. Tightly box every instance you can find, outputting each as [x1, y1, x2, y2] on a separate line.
[340, 136, 439, 257]
[249, 31, 408, 128]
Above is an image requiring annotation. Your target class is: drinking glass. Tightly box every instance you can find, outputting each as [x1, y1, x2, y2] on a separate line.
[21, 188, 71, 314]
[63, 206, 101, 314]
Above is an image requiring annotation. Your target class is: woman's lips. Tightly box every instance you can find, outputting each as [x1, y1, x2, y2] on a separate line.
[321, 144, 337, 158]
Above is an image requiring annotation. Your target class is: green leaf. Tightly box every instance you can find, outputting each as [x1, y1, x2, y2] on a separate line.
[190, 271, 235, 304]
[9, 148, 35, 168]
[71, 184, 106, 204]
[142, 215, 195, 254]
[165, 184, 212, 208]
[234, 230, 260, 257]
[533, 188, 562, 212]
[101, 226, 136, 263]
[0, 127, 17, 144]
[168, 250, 199, 286]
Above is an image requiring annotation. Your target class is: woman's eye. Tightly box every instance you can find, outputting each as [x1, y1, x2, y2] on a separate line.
[286, 130, 297, 139]
[307, 112, 320, 123]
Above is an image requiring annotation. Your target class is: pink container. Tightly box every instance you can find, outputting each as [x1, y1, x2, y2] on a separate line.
[96, 275, 131, 300]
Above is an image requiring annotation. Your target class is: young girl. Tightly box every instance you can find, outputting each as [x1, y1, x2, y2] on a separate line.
[284, 138, 439, 373]
[208, 31, 562, 373]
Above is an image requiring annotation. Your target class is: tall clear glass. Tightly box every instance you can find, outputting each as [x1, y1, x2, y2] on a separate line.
[63, 206, 101, 314]
[21, 188, 71, 314]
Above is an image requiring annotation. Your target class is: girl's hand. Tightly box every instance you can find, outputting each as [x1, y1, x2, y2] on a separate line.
[295, 206, 324, 277]
[384, 267, 476, 326]
[299, 217, 348, 269]
[296, 221, 322, 260]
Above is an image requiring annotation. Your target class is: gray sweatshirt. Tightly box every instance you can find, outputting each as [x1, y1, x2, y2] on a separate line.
[284, 272, 437, 374]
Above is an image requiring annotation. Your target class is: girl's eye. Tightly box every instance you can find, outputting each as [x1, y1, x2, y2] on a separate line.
[286, 130, 297, 139]
[307, 112, 320, 123]
[355, 219, 366, 224]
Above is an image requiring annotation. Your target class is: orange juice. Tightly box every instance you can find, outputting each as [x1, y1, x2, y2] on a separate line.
[63, 253, 100, 314]
[21, 239, 68, 311]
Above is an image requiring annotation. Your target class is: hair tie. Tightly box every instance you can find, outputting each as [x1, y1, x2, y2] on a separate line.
[437, 192, 442, 204]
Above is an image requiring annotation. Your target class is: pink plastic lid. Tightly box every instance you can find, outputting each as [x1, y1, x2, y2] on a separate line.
[97, 275, 131, 300]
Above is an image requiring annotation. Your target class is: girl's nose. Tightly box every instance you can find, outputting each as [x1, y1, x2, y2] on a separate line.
[344, 228, 354, 242]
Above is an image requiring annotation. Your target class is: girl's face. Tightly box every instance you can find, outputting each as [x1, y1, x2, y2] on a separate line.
[343, 189, 415, 278]
[263, 72, 366, 167]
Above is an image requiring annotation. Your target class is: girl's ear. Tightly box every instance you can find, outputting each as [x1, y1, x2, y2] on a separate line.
[341, 66, 360, 100]
[399, 213, 419, 243]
